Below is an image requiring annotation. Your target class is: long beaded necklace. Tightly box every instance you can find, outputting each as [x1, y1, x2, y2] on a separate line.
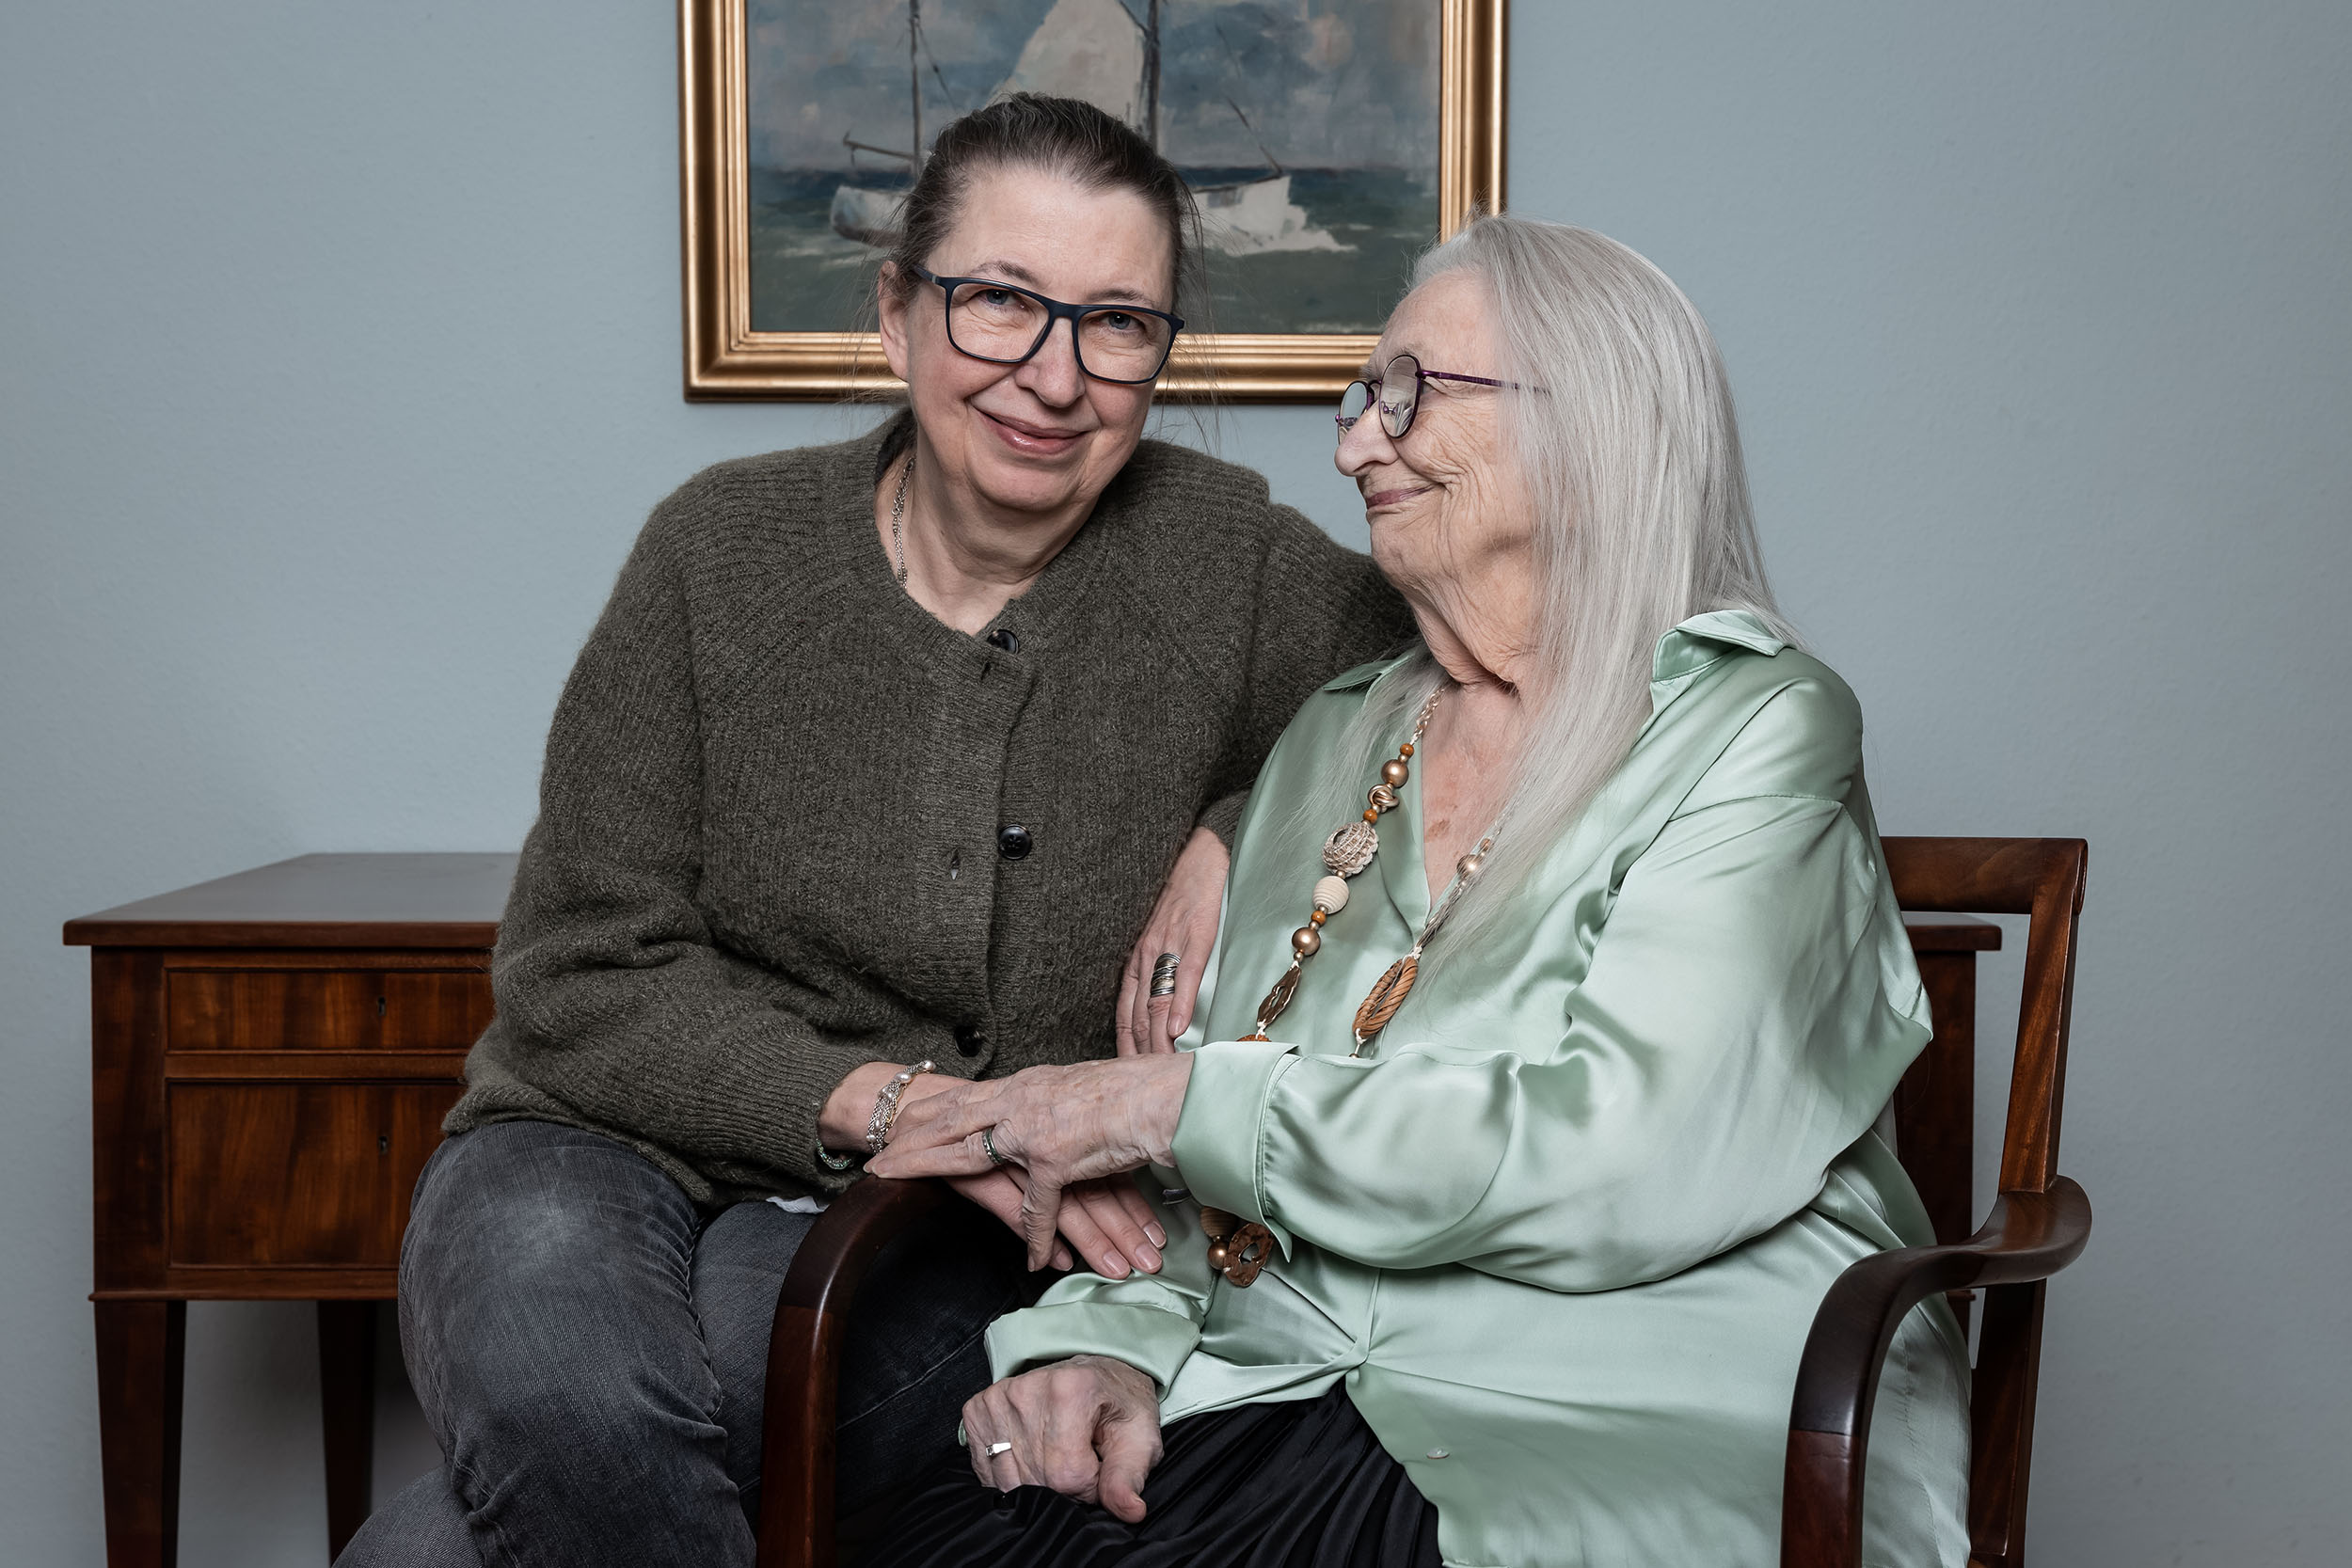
[1201, 686, 1498, 1287]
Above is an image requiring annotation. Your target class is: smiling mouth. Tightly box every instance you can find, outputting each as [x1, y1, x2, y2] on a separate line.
[1362, 485, 1432, 509]
[982, 409, 1088, 450]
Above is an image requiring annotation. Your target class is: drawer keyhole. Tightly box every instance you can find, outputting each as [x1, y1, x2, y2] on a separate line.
[376, 995, 388, 1019]
[378, 1134, 390, 1155]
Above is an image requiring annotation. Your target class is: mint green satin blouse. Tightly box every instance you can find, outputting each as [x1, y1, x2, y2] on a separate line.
[986, 613, 1971, 1568]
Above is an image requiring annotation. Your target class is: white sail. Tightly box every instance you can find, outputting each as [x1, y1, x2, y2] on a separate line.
[981, 1, 1349, 258]
[995, 0, 1146, 127]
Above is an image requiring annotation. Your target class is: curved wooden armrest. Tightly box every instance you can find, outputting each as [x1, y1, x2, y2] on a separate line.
[755, 1176, 958, 1568]
[1781, 1178, 2091, 1567]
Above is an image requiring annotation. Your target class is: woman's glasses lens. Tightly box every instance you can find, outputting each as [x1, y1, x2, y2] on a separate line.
[1074, 307, 1174, 380]
[1377, 355, 1421, 438]
[1337, 381, 1373, 436]
[946, 281, 1171, 383]
[946, 282, 1045, 361]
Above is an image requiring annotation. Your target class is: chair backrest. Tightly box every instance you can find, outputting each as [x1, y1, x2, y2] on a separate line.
[1882, 836, 2088, 1568]
[1891, 911, 1999, 1255]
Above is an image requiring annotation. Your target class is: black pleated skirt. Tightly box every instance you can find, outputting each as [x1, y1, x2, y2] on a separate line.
[858, 1382, 1443, 1568]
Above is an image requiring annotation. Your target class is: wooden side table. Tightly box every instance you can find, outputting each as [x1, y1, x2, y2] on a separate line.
[66, 853, 1993, 1567]
[68, 853, 514, 1567]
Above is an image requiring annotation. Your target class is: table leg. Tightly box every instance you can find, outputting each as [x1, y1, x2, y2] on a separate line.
[95, 1299, 185, 1568]
[318, 1300, 378, 1560]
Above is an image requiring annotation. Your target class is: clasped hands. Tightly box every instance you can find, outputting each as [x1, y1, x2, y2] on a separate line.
[869, 826, 1215, 1280]
[868, 1052, 1194, 1270]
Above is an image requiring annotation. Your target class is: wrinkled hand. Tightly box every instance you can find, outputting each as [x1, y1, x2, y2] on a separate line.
[943, 1167, 1167, 1278]
[1118, 828, 1229, 1055]
[869, 1055, 1194, 1269]
[962, 1354, 1162, 1522]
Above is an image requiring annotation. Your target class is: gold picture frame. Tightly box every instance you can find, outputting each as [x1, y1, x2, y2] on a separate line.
[678, 0, 1507, 401]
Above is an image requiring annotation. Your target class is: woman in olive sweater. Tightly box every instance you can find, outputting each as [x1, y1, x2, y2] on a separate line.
[339, 96, 1411, 1568]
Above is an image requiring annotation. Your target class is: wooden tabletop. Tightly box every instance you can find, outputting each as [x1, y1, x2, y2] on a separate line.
[62, 853, 517, 949]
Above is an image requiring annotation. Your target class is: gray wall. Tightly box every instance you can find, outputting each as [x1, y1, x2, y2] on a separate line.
[4, 2, 2345, 1561]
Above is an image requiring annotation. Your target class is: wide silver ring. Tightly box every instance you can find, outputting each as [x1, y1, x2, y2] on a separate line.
[987, 1440, 1013, 1456]
[981, 1126, 1007, 1167]
[1150, 951, 1181, 998]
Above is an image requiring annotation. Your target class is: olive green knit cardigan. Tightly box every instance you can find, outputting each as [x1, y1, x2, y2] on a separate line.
[447, 416, 1414, 1204]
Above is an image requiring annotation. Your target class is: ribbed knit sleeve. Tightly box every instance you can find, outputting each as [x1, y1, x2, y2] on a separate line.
[454, 502, 890, 1198]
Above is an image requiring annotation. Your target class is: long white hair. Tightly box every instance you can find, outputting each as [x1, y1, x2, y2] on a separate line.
[1306, 214, 1796, 954]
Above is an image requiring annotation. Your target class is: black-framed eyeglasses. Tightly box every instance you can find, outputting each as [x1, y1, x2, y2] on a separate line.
[1335, 353, 1526, 443]
[910, 263, 1184, 386]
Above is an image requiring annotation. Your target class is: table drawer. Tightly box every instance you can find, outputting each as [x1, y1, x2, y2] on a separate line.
[167, 1082, 462, 1266]
[168, 968, 492, 1051]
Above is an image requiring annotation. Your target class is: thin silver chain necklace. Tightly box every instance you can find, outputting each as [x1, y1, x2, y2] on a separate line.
[889, 448, 914, 586]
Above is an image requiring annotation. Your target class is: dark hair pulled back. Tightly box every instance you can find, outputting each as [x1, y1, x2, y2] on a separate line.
[885, 93, 1202, 318]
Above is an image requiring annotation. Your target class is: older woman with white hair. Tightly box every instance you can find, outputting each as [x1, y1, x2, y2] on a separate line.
[863, 213, 1970, 1568]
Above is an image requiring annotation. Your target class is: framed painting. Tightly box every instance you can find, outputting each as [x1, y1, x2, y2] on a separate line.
[679, 0, 1506, 400]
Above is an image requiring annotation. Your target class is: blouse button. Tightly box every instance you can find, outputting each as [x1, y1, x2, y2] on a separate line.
[1425, 1448, 1450, 1460]
[997, 825, 1033, 861]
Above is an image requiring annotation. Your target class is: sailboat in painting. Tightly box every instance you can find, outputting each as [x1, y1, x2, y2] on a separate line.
[1001, 0, 1347, 255]
[829, 0, 1345, 256]
[827, 1, 929, 246]
[1189, 150, 1349, 256]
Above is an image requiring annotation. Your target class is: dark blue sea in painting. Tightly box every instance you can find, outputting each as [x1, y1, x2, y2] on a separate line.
[748, 164, 1435, 335]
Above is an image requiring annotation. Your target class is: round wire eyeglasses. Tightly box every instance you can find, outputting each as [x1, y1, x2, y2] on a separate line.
[1335, 353, 1526, 443]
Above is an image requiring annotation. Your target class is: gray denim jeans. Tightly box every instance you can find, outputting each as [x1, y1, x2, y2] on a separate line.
[335, 1119, 1034, 1568]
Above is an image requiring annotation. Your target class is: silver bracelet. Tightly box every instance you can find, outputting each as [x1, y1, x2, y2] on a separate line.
[866, 1060, 936, 1155]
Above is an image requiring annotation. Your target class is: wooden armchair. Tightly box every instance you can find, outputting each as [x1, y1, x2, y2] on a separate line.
[1782, 837, 2092, 1568]
[755, 837, 2092, 1568]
